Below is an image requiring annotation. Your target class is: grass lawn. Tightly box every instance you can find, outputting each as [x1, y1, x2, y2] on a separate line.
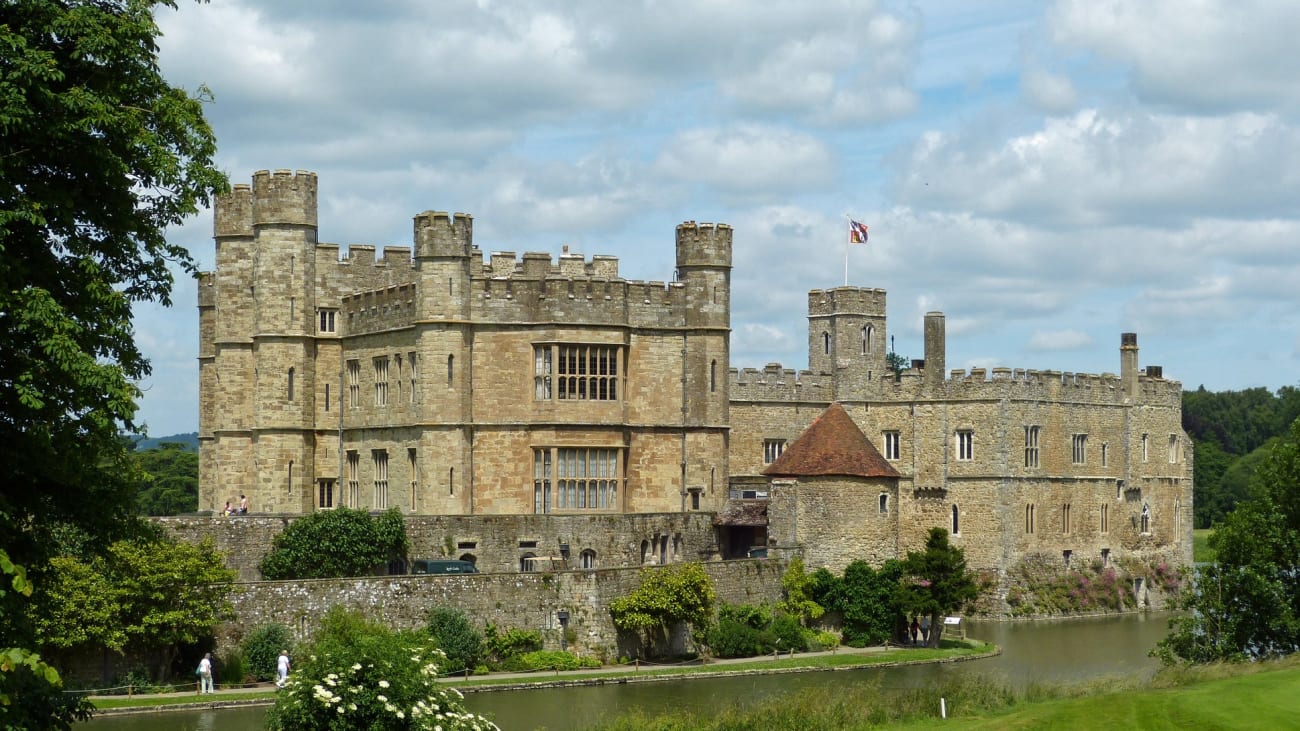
[1193, 527, 1215, 563]
[897, 661, 1300, 730]
[92, 690, 274, 710]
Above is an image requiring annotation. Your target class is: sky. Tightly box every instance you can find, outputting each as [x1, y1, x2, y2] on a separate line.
[134, 0, 1300, 437]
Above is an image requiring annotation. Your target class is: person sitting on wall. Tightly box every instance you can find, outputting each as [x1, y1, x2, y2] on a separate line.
[222, 500, 233, 517]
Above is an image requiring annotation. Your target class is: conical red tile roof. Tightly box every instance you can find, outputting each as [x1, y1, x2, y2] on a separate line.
[763, 402, 900, 479]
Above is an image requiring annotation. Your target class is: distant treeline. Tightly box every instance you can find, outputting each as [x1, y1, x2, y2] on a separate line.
[1183, 385, 1300, 528]
[129, 434, 199, 516]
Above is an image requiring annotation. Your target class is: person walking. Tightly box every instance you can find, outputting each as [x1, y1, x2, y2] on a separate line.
[276, 649, 291, 688]
[909, 616, 920, 646]
[920, 615, 931, 645]
[198, 653, 214, 694]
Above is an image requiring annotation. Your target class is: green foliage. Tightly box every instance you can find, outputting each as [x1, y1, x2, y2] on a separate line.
[266, 607, 496, 731]
[1183, 386, 1300, 527]
[242, 624, 294, 682]
[814, 560, 905, 647]
[0, 550, 94, 728]
[886, 351, 909, 379]
[132, 442, 199, 516]
[0, 2, 224, 724]
[1156, 416, 1300, 664]
[500, 650, 601, 673]
[426, 607, 483, 674]
[0, 0, 226, 572]
[609, 563, 716, 654]
[32, 536, 235, 678]
[217, 648, 247, 686]
[776, 557, 825, 626]
[482, 625, 543, 670]
[705, 619, 767, 658]
[259, 507, 410, 580]
[898, 528, 980, 647]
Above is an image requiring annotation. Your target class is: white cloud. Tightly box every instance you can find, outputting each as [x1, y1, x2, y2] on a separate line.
[1048, 0, 1300, 112]
[1021, 68, 1078, 113]
[1027, 329, 1094, 351]
[654, 126, 835, 198]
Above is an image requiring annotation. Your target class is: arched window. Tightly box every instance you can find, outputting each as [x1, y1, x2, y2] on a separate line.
[449, 467, 455, 496]
[580, 549, 597, 569]
[288, 461, 294, 495]
[447, 354, 454, 387]
[1062, 503, 1071, 534]
[520, 552, 537, 572]
[863, 324, 874, 354]
[1025, 504, 1035, 533]
[659, 535, 668, 564]
[287, 367, 295, 401]
[710, 359, 717, 393]
[458, 553, 477, 566]
[878, 493, 889, 514]
[951, 504, 960, 535]
[823, 331, 831, 355]
[639, 540, 650, 565]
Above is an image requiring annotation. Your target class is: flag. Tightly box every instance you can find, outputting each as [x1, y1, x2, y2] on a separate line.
[849, 219, 869, 244]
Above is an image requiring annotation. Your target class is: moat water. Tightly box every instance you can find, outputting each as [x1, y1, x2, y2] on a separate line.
[84, 612, 1171, 730]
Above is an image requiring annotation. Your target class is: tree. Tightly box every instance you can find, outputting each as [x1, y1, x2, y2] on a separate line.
[133, 442, 199, 515]
[1, 0, 224, 716]
[426, 607, 484, 675]
[886, 351, 909, 380]
[1156, 416, 1300, 664]
[32, 535, 236, 680]
[259, 507, 410, 580]
[0, 550, 92, 729]
[776, 557, 824, 626]
[609, 563, 716, 656]
[0, 0, 226, 563]
[896, 528, 979, 648]
[812, 560, 905, 646]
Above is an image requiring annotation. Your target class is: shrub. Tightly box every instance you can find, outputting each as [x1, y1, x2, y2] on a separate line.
[426, 606, 483, 674]
[259, 507, 409, 580]
[809, 630, 840, 652]
[266, 606, 495, 731]
[706, 619, 766, 658]
[243, 623, 295, 682]
[483, 625, 543, 670]
[217, 648, 248, 686]
[502, 650, 601, 672]
[769, 613, 810, 652]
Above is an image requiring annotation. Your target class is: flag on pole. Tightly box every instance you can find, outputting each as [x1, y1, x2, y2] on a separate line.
[849, 219, 869, 244]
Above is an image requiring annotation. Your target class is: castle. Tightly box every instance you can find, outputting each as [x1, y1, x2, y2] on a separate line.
[198, 170, 1193, 582]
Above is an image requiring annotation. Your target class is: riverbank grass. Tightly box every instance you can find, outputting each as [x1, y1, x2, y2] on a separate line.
[1192, 527, 1215, 562]
[591, 655, 1300, 730]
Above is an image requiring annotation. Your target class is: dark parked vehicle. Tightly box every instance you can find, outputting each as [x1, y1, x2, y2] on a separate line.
[411, 559, 479, 575]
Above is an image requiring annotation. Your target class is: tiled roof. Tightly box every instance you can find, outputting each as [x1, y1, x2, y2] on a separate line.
[712, 499, 768, 526]
[762, 402, 901, 479]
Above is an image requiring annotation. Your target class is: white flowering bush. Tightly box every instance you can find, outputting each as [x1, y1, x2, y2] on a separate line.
[266, 607, 497, 730]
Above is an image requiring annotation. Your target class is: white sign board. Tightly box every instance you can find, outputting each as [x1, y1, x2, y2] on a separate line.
[943, 616, 961, 625]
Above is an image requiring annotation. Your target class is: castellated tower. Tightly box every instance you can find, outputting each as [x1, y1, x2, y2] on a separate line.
[675, 222, 732, 428]
[806, 287, 888, 401]
[201, 170, 319, 514]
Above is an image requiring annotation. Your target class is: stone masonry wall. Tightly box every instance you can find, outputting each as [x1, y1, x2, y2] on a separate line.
[217, 559, 786, 661]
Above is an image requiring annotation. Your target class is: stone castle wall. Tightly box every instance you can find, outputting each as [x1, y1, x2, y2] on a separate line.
[216, 558, 787, 660]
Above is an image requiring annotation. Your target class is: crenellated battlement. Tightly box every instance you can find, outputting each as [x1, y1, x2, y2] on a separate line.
[729, 363, 834, 402]
[251, 169, 317, 227]
[676, 221, 733, 269]
[808, 287, 887, 317]
[342, 284, 417, 335]
[413, 211, 473, 259]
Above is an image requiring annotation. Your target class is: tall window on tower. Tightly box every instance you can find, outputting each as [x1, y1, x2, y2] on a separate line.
[1024, 425, 1040, 468]
[374, 357, 389, 406]
[956, 430, 974, 461]
[763, 439, 786, 464]
[347, 360, 360, 409]
[372, 450, 389, 509]
[883, 431, 900, 461]
[534, 344, 621, 401]
[1072, 434, 1088, 465]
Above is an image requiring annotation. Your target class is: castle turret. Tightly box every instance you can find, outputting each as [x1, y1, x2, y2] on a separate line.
[675, 222, 732, 431]
[414, 211, 473, 321]
[806, 287, 888, 401]
[924, 311, 946, 393]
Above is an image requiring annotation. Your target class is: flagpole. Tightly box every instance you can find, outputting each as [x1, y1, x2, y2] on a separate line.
[843, 215, 850, 286]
